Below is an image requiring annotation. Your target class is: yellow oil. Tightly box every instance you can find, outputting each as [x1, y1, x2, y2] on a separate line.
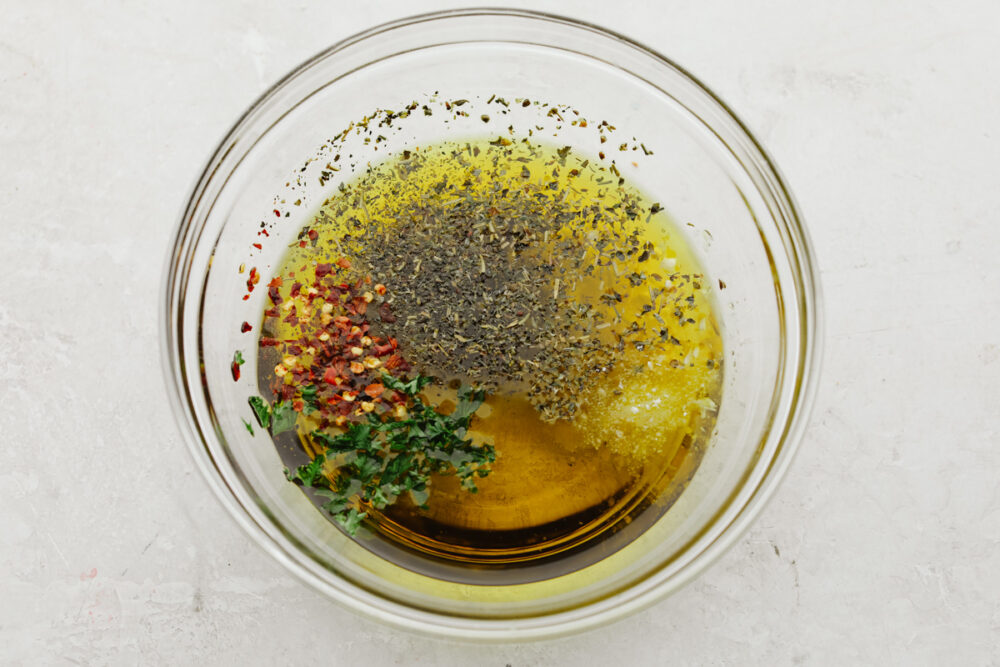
[260, 138, 722, 580]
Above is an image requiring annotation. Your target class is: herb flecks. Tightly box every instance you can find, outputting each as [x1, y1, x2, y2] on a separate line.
[320, 141, 706, 421]
[286, 373, 494, 535]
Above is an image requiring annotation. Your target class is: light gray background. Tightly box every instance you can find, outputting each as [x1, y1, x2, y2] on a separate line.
[2, 1, 998, 664]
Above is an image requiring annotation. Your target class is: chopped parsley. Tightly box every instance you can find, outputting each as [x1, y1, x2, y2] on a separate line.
[285, 373, 495, 535]
[299, 384, 319, 415]
[248, 395, 298, 436]
[270, 401, 297, 435]
[248, 396, 271, 428]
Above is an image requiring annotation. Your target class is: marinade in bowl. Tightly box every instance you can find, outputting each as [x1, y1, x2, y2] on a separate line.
[255, 132, 722, 583]
[163, 9, 820, 640]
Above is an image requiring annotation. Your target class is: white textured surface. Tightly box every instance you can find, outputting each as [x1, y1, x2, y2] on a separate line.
[2, 1, 998, 664]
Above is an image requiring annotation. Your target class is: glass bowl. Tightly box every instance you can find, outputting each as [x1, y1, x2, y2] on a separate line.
[161, 8, 821, 641]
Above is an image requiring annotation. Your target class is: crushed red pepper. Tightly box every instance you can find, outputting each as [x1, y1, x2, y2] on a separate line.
[244, 267, 260, 301]
[231, 350, 245, 381]
[260, 258, 412, 430]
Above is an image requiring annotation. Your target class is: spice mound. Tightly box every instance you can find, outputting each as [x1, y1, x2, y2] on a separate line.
[258, 263, 410, 429]
[319, 141, 712, 422]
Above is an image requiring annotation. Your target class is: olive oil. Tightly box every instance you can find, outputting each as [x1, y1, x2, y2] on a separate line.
[258, 138, 722, 583]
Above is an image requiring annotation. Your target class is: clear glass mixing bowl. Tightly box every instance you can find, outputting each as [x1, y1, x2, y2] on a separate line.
[161, 8, 821, 640]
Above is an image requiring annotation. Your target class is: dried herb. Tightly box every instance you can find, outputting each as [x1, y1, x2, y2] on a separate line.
[318, 141, 705, 420]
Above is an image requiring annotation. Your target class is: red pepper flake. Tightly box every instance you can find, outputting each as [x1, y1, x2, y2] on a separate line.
[273, 209, 281, 217]
[240, 321, 252, 333]
[260, 228, 269, 237]
[252, 242, 262, 250]
[308, 229, 319, 241]
[242, 294, 250, 301]
[378, 302, 396, 323]
[258, 269, 417, 427]
[268, 277, 283, 288]
[231, 361, 241, 381]
[298, 240, 307, 248]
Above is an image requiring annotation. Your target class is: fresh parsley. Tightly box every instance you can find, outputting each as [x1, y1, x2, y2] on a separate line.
[248, 395, 297, 435]
[299, 383, 319, 415]
[286, 373, 494, 536]
[248, 396, 271, 428]
[271, 401, 297, 435]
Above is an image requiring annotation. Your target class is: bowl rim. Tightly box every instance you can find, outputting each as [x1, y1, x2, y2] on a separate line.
[161, 6, 823, 641]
